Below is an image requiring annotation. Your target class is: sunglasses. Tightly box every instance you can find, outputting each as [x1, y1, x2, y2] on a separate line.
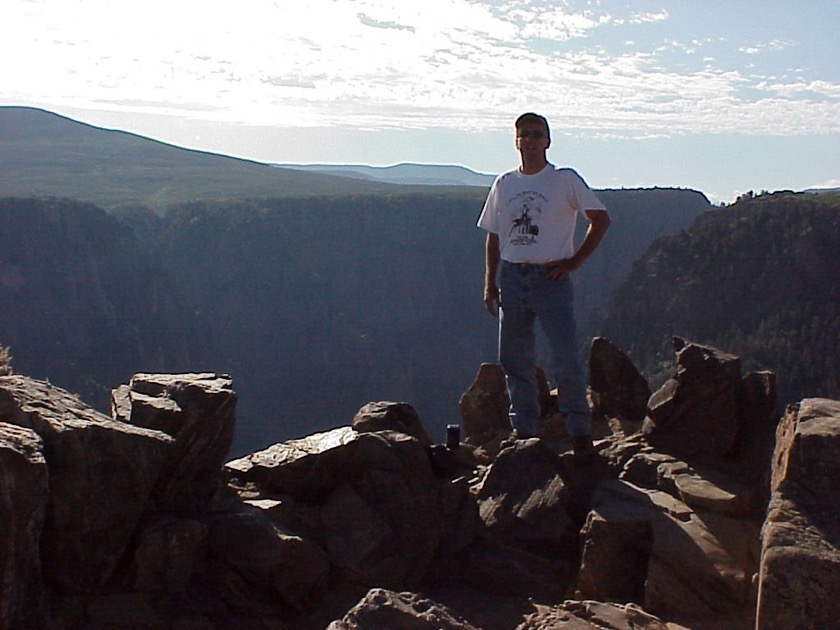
[516, 129, 546, 139]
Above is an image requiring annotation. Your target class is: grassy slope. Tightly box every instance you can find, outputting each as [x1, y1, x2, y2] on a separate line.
[0, 106, 478, 212]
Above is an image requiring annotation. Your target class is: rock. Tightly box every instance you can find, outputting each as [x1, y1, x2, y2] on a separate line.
[474, 439, 577, 554]
[224, 426, 358, 499]
[577, 510, 653, 605]
[352, 400, 431, 447]
[436, 476, 479, 557]
[320, 432, 445, 589]
[111, 372, 237, 513]
[207, 503, 329, 611]
[589, 337, 651, 425]
[0, 422, 48, 629]
[734, 371, 778, 484]
[327, 588, 481, 630]
[2, 340, 834, 630]
[661, 465, 762, 519]
[127, 514, 208, 594]
[458, 364, 556, 442]
[578, 479, 759, 628]
[756, 398, 840, 629]
[460, 540, 570, 600]
[0, 374, 173, 591]
[643, 338, 742, 462]
[458, 363, 510, 438]
[227, 429, 445, 590]
[518, 600, 679, 629]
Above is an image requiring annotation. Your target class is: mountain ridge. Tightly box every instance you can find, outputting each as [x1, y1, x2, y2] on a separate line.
[0, 106, 431, 211]
[275, 162, 496, 187]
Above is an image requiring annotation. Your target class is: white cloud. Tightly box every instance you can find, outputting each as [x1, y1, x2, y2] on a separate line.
[3, 0, 839, 139]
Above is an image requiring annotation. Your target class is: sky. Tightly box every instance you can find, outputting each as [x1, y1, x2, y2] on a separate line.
[4, 0, 839, 203]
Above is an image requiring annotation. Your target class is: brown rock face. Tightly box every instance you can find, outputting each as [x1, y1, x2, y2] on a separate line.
[589, 336, 651, 424]
[458, 363, 510, 438]
[352, 400, 431, 446]
[3, 334, 837, 630]
[475, 439, 576, 554]
[0, 422, 48, 629]
[327, 588, 481, 630]
[111, 372, 237, 512]
[225, 427, 445, 590]
[0, 374, 173, 591]
[756, 398, 840, 629]
[643, 337, 742, 462]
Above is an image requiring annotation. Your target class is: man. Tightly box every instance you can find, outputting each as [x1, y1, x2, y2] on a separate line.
[477, 112, 610, 461]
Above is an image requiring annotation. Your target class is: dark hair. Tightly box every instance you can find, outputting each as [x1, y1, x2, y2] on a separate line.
[515, 112, 550, 139]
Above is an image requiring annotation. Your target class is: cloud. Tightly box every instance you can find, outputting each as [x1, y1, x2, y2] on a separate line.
[4, 0, 839, 139]
[739, 39, 791, 55]
[358, 13, 416, 32]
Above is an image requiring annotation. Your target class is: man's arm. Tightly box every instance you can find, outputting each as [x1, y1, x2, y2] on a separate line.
[546, 209, 610, 280]
[484, 232, 501, 316]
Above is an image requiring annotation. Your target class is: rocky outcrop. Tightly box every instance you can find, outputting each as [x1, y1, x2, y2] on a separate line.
[589, 336, 652, 425]
[643, 337, 743, 462]
[112, 372, 237, 512]
[0, 422, 47, 629]
[0, 375, 174, 593]
[755, 398, 840, 629]
[0, 372, 242, 629]
[224, 416, 445, 591]
[327, 588, 480, 630]
[1, 337, 837, 630]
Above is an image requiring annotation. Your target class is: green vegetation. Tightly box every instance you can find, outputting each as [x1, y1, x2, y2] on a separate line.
[602, 191, 840, 407]
[0, 107, 477, 212]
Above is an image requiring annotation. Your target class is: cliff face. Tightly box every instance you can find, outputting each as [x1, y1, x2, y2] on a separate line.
[115, 189, 710, 454]
[1, 189, 709, 455]
[601, 191, 840, 405]
[0, 198, 214, 411]
[1, 339, 837, 630]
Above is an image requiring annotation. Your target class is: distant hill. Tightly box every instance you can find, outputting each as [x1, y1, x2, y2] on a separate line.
[601, 190, 840, 407]
[0, 106, 416, 211]
[276, 163, 496, 187]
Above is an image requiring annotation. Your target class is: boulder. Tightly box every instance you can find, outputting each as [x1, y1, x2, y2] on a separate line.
[327, 588, 481, 630]
[588, 336, 651, 425]
[458, 364, 556, 442]
[224, 426, 358, 499]
[458, 363, 510, 438]
[126, 514, 208, 594]
[460, 540, 570, 601]
[577, 510, 652, 605]
[226, 429, 445, 590]
[578, 479, 759, 628]
[0, 422, 48, 629]
[474, 439, 577, 554]
[352, 400, 431, 446]
[0, 375, 173, 591]
[756, 398, 840, 629]
[734, 371, 778, 484]
[518, 600, 681, 630]
[111, 372, 237, 512]
[643, 337, 742, 462]
[207, 503, 329, 611]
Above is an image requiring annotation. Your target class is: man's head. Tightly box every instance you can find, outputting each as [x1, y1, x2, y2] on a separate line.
[515, 113, 550, 171]
[515, 112, 550, 145]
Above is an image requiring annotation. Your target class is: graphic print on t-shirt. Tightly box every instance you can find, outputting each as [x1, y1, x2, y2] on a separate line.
[507, 191, 546, 247]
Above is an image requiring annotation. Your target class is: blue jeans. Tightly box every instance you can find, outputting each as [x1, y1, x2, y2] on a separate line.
[498, 261, 591, 437]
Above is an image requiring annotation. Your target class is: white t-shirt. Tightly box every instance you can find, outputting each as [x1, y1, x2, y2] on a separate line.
[477, 164, 606, 264]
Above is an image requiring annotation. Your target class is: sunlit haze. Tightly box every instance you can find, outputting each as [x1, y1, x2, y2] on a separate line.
[4, 0, 839, 202]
